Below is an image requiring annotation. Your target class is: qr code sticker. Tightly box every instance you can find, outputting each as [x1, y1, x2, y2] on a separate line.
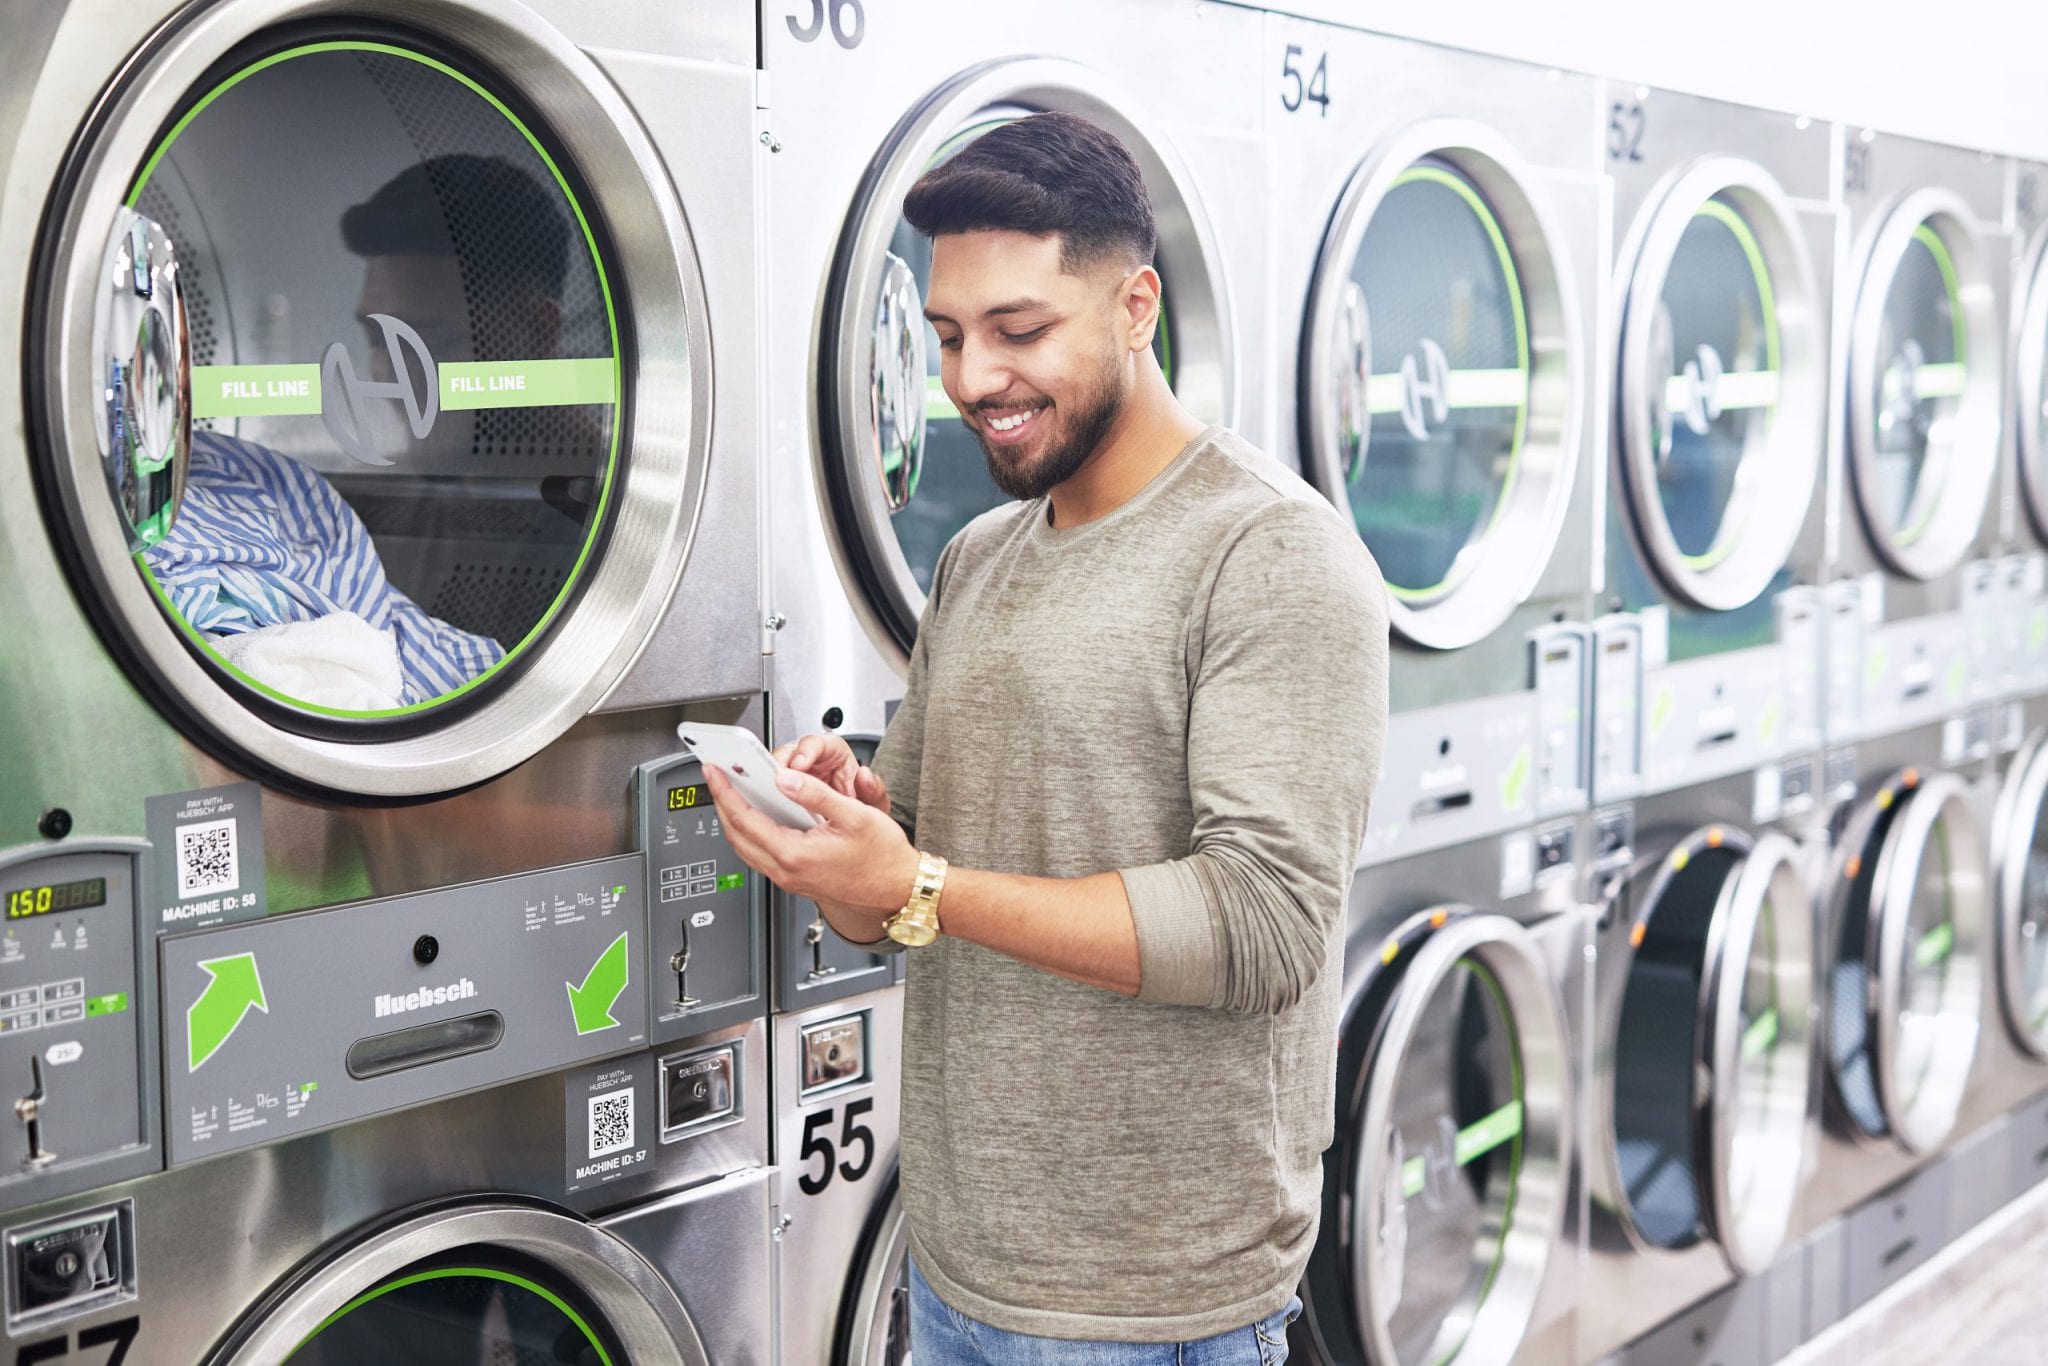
[588, 1087, 635, 1159]
[176, 818, 239, 899]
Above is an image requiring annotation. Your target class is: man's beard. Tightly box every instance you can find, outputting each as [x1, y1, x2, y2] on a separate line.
[975, 352, 1127, 501]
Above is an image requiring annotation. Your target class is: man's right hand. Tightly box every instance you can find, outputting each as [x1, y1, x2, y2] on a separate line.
[772, 733, 891, 816]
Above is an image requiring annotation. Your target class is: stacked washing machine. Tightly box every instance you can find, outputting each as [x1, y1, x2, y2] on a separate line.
[0, 1, 779, 1360]
[755, 3, 1266, 1362]
[1258, 15, 1600, 1364]
[1575, 85, 1835, 1364]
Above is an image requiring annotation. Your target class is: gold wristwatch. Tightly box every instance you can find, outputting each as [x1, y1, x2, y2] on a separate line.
[884, 851, 947, 947]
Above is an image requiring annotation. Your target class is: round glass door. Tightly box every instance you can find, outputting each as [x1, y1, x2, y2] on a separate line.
[1994, 730, 2048, 1057]
[291, 1254, 621, 1364]
[1826, 770, 1987, 1153]
[821, 61, 1233, 653]
[1617, 165, 1824, 611]
[1846, 196, 2000, 580]
[838, 1173, 910, 1366]
[2015, 234, 2048, 545]
[213, 1204, 704, 1365]
[34, 0, 711, 796]
[1604, 827, 1812, 1275]
[1302, 124, 1580, 651]
[1308, 910, 1566, 1366]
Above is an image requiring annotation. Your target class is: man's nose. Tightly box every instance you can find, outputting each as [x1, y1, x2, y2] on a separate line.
[952, 339, 1012, 409]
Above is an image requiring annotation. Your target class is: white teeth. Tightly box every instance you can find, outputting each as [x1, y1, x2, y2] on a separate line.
[987, 410, 1034, 432]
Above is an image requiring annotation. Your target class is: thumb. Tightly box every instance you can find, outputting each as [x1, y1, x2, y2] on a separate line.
[776, 765, 865, 825]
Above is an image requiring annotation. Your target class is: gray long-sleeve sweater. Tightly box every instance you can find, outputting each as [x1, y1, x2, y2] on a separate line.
[869, 425, 1389, 1343]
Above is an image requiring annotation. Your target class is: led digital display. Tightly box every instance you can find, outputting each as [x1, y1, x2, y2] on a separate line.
[667, 783, 706, 812]
[6, 878, 107, 920]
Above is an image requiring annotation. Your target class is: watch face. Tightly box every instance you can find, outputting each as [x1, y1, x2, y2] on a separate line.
[888, 917, 939, 948]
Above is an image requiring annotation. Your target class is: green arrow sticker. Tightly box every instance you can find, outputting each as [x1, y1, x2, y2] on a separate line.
[566, 932, 630, 1036]
[1649, 682, 1677, 741]
[1914, 922, 1955, 968]
[1398, 1099, 1525, 1202]
[1741, 1008, 1781, 1061]
[1500, 746, 1531, 813]
[187, 952, 268, 1073]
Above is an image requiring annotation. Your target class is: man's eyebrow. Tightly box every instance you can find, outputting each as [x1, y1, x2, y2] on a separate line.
[922, 298, 1055, 324]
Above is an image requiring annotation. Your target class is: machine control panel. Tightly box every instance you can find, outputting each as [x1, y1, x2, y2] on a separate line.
[635, 754, 765, 1041]
[0, 843, 157, 1214]
[1822, 580, 1867, 743]
[1529, 626, 1589, 818]
[1590, 616, 1645, 802]
[161, 854, 648, 1166]
[774, 735, 900, 1011]
[1776, 586, 1823, 751]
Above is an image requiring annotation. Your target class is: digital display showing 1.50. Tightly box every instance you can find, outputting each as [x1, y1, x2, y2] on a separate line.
[6, 878, 107, 920]
[667, 783, 707, 812]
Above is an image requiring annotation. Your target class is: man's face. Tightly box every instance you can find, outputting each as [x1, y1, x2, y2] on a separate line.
[922, 230, 1155, 500]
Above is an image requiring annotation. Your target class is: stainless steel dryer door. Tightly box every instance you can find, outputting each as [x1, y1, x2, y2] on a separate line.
[1330, 910, 1568, 1366]
[1616, 161, 1825, 612]
[32, 0, 715, 797]
[819, 59, 1234, 654]
[838, 1168, 910, 1366]
[1992, 728, 2048, 1059]
[1603, 825, 1813, 1276]
[1300, 120, 1582, 651]
[210, 1203, 707, 1365]
[1828, 770, 1989, 1153]
[2016, 228, 2048, 546]
[1845, 193, 2002, 581]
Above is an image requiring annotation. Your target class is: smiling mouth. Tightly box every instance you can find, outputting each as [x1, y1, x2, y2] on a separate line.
[978, 403, 1048, 445]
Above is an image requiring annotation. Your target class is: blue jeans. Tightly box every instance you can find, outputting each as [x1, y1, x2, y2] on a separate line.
[907, 1256, 1300, 1364]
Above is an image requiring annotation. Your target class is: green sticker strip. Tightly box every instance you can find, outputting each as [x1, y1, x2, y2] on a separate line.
[1892, 361, 1967, 400]
[127, 41, 624, 721]
[1741, 1007, 1781, 1061]
[85, 992, 128, 1018]
[1914, 921, 1956, 968]
[190, 365, 322, 418]
[190, 359, 614, 418]
[1663, 369, 1783, 416]
[291, 1268, 609, 1365]
[1500, 745, 1531, 812]
[716, 871, 745, 892]
[1398, 1099, 1526, 1201]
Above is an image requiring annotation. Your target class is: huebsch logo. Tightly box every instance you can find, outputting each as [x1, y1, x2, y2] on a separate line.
[374, 977, 476, 1019]
[1398, 337, 1452, 441]
[322, 312, 439, 467]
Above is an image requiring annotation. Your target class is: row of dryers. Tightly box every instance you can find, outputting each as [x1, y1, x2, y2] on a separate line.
[4, 1, 2048, 1365]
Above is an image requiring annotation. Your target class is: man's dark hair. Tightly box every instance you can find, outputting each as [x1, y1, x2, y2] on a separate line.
[342, 153, 569, 299]
[901, 112, 1157, 274]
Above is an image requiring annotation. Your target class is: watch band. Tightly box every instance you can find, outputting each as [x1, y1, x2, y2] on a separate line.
[885, 851, 947, 947]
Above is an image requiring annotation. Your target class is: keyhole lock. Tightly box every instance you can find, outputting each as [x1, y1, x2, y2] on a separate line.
[669, 918, 700, 1010]
[16, 1057, 56, 1171]
[806, 917, 838, 982]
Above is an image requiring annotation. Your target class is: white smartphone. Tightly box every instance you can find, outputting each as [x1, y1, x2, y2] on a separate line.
[675, 722, 823, 831]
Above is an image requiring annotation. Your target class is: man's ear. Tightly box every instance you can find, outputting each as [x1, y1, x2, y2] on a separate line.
[1120, 264, 1163, 353]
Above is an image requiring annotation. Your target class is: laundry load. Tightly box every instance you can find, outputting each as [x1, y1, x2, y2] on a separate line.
[144, 430, 505, 705]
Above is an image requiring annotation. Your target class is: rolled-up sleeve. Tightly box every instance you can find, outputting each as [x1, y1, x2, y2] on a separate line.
[1120, 498, 1389, 1015]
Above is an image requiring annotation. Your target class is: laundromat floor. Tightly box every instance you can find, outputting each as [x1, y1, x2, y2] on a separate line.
[1785, 1179, 2048, 1365]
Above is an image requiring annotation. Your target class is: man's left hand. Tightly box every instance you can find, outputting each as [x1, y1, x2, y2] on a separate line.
[704, 764, 919, 940]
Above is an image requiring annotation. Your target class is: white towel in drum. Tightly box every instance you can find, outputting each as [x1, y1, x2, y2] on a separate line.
[212, 611, 405, 711]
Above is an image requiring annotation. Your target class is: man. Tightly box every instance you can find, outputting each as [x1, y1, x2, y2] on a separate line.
[707, 112, 1387, 1362]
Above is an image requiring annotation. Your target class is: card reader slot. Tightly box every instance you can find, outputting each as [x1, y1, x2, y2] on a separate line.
[346, 1011, 504, 1079]
[1695, 728, 1738, 751]
[1410, 791, 1474, 819]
